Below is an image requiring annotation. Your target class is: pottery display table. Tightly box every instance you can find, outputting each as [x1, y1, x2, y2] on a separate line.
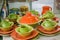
[1, 14, 60, 40]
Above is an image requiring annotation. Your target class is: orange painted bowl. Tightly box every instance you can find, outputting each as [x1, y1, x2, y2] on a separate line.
[17, 16, 42, 27]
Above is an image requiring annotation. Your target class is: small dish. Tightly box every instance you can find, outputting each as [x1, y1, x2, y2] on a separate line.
[10, 30, 39, 40]
[37, 26, 60, 34]
[0, 25, 17, 35]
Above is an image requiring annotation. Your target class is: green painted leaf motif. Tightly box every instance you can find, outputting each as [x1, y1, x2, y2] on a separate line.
[30, 10, 39, 15]
[1, 20, 13, 28]
[8, 14, 17, 20]
[42, 19, 57, 28]
[19, 27, 29, 34]
[16, 24, 33, 35]
[43, 11, 55, 19]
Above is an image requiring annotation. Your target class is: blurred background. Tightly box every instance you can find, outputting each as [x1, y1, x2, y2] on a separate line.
[0, 0, 59, 14]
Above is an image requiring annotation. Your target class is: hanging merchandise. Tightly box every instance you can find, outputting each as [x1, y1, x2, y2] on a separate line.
[0, 0, 9, 19]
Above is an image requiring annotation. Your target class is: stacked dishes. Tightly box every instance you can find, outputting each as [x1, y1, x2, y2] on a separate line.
[11, 24, 39, 40]
[37, 11, 60, 36]
[0, 19, 16, 35]
[0, 10, 60, 40]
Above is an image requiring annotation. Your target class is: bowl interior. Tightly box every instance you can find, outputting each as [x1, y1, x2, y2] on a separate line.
[15, 25, 33, 35]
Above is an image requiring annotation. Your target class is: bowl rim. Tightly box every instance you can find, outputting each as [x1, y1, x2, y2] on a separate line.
[15, 25, 33, 35]
[0, 22, 14, 29]
[41, 19, 57, 29]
